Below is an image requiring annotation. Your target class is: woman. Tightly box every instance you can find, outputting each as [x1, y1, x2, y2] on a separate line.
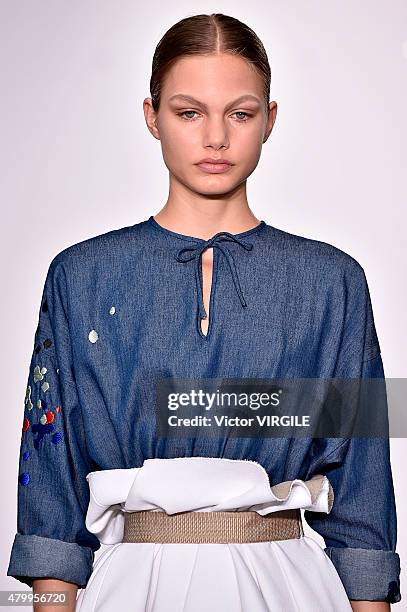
[7, 13, 400, 612]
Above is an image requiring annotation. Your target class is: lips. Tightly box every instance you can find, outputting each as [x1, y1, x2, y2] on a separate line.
[196, 161, 233, 174]
[195, 158, 234, 174]
[196, 158, 232, 165]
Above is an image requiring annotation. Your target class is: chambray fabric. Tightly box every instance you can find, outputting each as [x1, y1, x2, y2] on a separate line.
[7, 216, 401, 603]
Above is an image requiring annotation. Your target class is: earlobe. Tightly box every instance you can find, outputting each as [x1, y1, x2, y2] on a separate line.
[263, 102, 277, 143]
[151, 120, 161, 141]
[143, 98, 161, 140]
[269, 101, 278, 127]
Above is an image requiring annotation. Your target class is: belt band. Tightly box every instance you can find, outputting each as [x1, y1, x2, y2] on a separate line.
[122, 508, 304, 543]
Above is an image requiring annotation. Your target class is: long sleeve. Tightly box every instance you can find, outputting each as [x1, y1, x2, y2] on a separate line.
[7, 254, 100, 588]
[304, 260, 401, 603]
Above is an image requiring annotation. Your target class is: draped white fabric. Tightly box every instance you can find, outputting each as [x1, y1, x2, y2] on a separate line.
[76, 458, 352, 611]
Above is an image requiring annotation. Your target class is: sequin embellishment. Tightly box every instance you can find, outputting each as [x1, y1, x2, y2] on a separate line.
[19, 473, 30, 486]
[88, 330, 99, 343]
[24, 385, 33, 411]
[32, 408, 61, 449]
[40, 411, 54, 425]
[109, 306, 116, 315]
[33, 366, 47, 382]
[32, 422, 55, 450]
[52, 432, 63, 444]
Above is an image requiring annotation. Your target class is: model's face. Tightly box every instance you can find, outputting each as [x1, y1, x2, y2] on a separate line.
[144, 53, 277, 196]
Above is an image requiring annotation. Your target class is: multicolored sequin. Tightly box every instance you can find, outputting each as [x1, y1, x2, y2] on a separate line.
[19, 348, 64, 485]
[32, 420, 63, 450]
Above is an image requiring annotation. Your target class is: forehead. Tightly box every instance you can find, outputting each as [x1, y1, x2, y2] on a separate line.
[161, 54, 264, 101]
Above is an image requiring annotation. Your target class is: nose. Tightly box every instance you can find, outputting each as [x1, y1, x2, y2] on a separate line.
[203, 115, 230, 150]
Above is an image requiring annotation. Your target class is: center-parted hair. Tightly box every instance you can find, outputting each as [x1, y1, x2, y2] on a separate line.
[150, 13, 271, 113]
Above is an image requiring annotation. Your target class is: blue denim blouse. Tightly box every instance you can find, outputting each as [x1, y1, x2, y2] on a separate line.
[7, 216, 401, 603]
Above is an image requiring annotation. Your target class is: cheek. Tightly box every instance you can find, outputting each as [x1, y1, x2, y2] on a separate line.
[161, 125, 200, 161]
[235, 120, 264, 141]
[233, 128, 263, 163]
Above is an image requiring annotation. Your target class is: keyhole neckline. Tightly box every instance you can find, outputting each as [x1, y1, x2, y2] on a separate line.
[147, 215, 266, 243]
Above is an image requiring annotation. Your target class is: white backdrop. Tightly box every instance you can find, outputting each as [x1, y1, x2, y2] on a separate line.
[1, 1, 406, 608]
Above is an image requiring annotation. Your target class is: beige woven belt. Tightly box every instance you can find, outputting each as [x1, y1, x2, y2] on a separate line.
[122, 508, 304, 543]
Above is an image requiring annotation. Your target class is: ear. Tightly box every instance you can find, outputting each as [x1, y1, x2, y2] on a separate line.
[143, 98, 161, 141]
[263, 101, 278, 143]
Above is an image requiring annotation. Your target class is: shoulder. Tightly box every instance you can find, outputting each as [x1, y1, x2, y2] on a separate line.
[47, 219, 149, 275]
[262, 224, 368, 288]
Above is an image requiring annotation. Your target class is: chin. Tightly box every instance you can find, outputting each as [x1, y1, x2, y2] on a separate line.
[194, 186, 237, 197]
[172, 169, 240, 195]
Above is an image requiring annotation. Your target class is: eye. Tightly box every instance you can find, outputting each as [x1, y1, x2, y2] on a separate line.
[232, 111, 252, 122]
[177, 110, 200, 121]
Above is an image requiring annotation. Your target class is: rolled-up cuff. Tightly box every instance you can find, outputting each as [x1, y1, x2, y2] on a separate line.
[7, 534, 95, 589]
[325, 546, 401, 603]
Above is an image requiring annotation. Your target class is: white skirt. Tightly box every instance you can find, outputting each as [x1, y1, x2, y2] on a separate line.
[75, 457, 352, 612]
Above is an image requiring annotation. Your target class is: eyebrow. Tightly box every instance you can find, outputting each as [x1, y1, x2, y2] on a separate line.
[167, 94, 262, 109]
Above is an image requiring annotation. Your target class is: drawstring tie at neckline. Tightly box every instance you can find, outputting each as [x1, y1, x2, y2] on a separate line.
[175, 232, 254, 320]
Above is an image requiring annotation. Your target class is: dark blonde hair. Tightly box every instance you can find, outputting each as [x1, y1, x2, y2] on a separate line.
[150, 14, 271, 113]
